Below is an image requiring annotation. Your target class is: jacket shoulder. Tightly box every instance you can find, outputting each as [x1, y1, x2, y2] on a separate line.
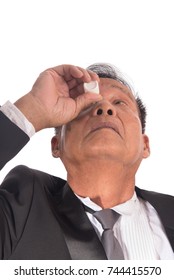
[0, 165, 66, 211]
[0, 165, 66, 259]
[136, 186, 174, 203]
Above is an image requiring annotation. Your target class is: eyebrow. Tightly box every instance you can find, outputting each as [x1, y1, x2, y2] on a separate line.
[110, 84, 135, 101]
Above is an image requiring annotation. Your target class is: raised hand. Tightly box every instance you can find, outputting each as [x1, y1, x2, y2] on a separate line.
[15, 64, 102, 131]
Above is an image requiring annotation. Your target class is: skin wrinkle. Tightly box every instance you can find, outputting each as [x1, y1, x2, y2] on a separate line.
[65, 79, 137, 135]
[51, 78, 150, 208]
[55, 79, 139, 135]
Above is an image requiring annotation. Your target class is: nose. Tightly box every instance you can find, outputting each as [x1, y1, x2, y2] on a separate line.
[93, 101, 116, 117]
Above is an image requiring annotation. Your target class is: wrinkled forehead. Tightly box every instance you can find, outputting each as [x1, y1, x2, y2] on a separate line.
[99, 78, 136, 101]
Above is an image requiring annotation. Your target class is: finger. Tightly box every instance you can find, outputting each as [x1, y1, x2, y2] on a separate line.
[63, 65, 99, 82]
[66, 80, 84, 99]
[52, 64, 88, 80]
[87, 70, 100, 82]
[68, 73, 100, 93]
[51, 64, 100, 90]
[69, 79, 100, 98]
[69, 65, 87, 79]
[50, 65, 83, 82]
[76, 67, 99, 82]
[69, 83, 84, 98]
[67, 79, 78, 89]
[74, 92, 102, 117]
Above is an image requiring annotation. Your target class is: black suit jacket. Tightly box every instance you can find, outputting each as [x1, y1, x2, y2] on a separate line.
[0, 111, 174, 259]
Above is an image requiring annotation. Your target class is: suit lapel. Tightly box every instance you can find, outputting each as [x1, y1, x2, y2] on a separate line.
[136, 187, 174, 250]
[49, 182, 107, 260]
[48, 178, 174, 257]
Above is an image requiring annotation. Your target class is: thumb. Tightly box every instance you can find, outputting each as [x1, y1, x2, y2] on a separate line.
[75, 93, 102, 117]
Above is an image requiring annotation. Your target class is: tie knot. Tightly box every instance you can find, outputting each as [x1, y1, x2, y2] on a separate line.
[93, 209, 120, 230]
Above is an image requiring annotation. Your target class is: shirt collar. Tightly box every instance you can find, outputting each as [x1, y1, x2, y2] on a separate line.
[76, 191, 139, 216]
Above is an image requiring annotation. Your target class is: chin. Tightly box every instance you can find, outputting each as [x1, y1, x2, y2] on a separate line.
[87, 147, 123, 160]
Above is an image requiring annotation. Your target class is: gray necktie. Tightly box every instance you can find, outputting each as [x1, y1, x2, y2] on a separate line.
[93, 209, 124, 260]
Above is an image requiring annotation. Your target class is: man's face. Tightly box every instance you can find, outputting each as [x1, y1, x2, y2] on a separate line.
[53, 78, 150, 170]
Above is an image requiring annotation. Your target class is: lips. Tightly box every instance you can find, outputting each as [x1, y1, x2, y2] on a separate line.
[90, 122, 120, 135]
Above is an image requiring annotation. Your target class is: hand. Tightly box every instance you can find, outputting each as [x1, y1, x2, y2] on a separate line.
[15, 64, 102, 132]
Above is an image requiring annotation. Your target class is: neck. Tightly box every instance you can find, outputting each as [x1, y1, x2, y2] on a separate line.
[66, 159, 136, 208]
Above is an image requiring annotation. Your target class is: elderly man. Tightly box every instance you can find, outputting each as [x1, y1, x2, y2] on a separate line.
[0, 63, 174, 259]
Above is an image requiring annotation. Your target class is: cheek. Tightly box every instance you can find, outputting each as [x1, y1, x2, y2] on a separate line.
[122, 110, 141, 132]
[124, 115, 143, 147]
[59, 123, 83, 154]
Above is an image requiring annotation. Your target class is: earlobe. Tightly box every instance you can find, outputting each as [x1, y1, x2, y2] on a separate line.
[143, 135, 150, 159]
[51, 136, 60, 158]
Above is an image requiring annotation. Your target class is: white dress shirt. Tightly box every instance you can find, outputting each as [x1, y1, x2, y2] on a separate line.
[77, 193, 174, 259]
[1, 101, 174, 259]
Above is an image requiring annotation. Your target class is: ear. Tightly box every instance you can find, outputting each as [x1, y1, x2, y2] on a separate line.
[51, 136, 61, 158]
[142, 134, 150, 159]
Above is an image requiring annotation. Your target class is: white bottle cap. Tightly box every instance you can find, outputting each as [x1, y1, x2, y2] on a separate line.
[84, 81, 99, 94]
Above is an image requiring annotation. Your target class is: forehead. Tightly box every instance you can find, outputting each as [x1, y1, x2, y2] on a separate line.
[99, 78, 135, 101]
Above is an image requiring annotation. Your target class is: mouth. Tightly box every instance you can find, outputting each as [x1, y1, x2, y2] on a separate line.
[91, 122, 120, 135]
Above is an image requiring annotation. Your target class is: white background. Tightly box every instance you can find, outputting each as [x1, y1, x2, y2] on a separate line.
[0, 0, 174, 196]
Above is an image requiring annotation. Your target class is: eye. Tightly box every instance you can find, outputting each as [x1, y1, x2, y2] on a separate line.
[113, 100, 126, 106]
